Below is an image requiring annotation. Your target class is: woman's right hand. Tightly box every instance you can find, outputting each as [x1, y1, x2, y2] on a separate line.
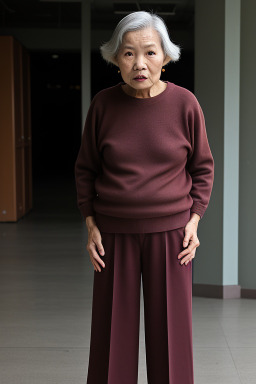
[86, 216, 105, 272]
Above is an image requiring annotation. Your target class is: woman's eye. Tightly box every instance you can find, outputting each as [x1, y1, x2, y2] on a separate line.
[124, 51, 155, 56]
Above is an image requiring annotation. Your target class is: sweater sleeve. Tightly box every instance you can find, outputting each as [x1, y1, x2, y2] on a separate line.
[74, 98, 102, 219]
[186, 97, 214, 219]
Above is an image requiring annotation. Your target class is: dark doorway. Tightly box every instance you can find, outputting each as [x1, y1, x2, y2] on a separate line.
[30, 51, 82, 180]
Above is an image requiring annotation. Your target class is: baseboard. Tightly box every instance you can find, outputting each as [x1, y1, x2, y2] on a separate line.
[241, 288, 256, 299]
[192, 283, 241, 299]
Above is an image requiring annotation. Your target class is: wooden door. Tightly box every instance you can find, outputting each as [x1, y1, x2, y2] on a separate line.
[0, 36, 32, 222]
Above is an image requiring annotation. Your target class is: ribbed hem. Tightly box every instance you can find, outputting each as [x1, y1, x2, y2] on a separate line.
[94, 209, 191, 233]
[190, 201, 206, 219]
[79, 202, 95, 219]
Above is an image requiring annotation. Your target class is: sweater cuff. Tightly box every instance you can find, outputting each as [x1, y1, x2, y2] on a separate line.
[190, 201, 207, 219]
[79, 203, 95, 220]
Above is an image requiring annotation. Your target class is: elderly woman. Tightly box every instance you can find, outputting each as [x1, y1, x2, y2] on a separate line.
[75, 10, 214, 384]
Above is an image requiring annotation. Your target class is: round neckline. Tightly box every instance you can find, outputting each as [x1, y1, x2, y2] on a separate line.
[117, 80, 172, 104]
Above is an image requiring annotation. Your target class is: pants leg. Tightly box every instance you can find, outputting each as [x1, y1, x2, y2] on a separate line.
[141, 228, 194, 384]
[86, 232, 142, 384]
[86, 227, 194, 384]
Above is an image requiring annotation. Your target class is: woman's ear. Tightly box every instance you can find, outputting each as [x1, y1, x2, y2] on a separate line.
[163, 55, 172, 67]
[112, 54, 119, 68]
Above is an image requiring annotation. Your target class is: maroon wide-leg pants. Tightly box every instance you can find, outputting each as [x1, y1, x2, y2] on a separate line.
[86, 227, 194, 384]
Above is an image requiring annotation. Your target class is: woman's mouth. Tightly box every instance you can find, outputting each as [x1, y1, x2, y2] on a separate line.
[133, 76, 147, 82]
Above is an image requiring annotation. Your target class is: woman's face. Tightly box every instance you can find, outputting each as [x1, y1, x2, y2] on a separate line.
[116, 27, 167, 91]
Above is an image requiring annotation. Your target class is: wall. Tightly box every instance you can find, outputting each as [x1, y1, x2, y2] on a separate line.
[239, 0, 256, 291]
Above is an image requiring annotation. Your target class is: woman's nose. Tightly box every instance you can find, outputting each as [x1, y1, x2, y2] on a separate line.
[133, 55, 146, 70]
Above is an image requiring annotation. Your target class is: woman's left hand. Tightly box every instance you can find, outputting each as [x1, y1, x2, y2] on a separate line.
[177, 214, 200, 266]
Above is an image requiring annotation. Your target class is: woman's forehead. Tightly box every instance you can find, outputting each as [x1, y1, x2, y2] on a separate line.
[122, 28, 161, 45]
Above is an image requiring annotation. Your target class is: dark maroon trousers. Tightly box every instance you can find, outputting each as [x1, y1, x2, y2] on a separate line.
[86, 227, 194, 384]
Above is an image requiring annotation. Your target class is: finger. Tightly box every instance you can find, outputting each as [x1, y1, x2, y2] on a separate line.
[92, 250, 105, 267]
[90, 255, 102, 272]
[178, 248, 189, 258]
[88, 244, 106, 268]
[180, 250, 196, 265]
[94, 261, 101, 272]
[92, 250, 106, 268]
[184, 256, 195, 265]
[90, 256, 99, 271]
[180, 254, 193, 265]
[180, 255, 192, 265]
[183, 234, 191, 248]
[96, 241, 105, 256]
[92, 262, 97, 272]
[179, 237, 199, 256]
[178, 245, 194, 258]
[178, 243, 197, 258]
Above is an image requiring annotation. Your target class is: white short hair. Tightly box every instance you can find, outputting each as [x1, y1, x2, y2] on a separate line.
[99, 10, 182, 67]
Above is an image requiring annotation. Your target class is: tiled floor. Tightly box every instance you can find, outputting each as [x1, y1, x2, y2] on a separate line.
[0, 177, 255, 384]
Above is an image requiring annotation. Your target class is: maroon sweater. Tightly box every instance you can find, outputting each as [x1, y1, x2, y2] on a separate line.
[75, 81, 214, 233]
